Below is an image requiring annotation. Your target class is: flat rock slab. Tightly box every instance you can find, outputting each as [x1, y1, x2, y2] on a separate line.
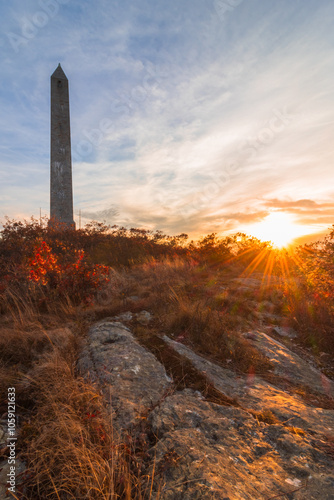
[78, 321, 172, 429]
[149, 390, 334, 500]
[246, 330, 334, 397]
[163, 336, 334, 435]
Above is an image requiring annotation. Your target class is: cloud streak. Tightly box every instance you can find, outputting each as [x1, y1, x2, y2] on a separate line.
[1, 0, 334, 240]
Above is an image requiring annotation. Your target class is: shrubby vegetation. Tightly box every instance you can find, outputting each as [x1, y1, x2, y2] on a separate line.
[1, 216, 333, 356]
[0, 217, 333, 498]
[283, 227, 334, 355]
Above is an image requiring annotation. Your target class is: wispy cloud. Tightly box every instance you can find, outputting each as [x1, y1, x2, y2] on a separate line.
[1, 0, 334, 239]
[78, 205, 119, 224]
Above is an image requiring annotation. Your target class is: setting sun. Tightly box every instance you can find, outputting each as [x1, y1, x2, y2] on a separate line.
[245, 212, 307, 248]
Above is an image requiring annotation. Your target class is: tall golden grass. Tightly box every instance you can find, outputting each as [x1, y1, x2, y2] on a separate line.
[0, 307, 157, 499]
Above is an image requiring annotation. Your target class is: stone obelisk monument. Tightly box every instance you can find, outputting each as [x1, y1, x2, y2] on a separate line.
[49, 64, 75, 229]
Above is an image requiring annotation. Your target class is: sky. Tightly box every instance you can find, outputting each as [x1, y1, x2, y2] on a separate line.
[1, 0, 334, 243]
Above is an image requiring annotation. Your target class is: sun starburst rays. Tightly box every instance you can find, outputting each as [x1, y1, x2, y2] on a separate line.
[245, 212, 311, 249]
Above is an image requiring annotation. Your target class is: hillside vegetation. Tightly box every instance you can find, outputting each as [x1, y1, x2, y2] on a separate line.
[0, 217, 333, 498]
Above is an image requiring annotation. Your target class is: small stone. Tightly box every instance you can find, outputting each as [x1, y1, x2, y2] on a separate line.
[136, 310, 152, 325]
[285, 478, 301, 487]
[273, 326, 297, 339]
[114, 311, 133, 322]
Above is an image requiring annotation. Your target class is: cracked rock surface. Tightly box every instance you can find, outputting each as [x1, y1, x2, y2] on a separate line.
[163, 335, 334, 435]
[244, 330, 334, 396]
[78, 321, 334, 499]
[77, 321, 172, 429]
[148, 390, 334, 499]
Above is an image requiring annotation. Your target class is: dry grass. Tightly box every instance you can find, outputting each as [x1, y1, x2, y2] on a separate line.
[106, 258, 274, 375]
[251, 409, 280, 425]
[19, 351, 149, 499]
[132, 330, 240, 408]
[286, 426, 306, 436]
[0, 253, 274, 498]
[2, 225, 334, 497]
[0, 305, 155, 499]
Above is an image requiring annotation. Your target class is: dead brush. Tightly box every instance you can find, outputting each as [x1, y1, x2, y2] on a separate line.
[161, 290, 272, 374]
[121, 257, 273, 375]
[0, 298, 157, 499]
[1, 282, 80, 332]
[139, 258, 194, 296]
[1, 286, 40, 328]
[250, 409, 280, 425]
[0, 324, 52, 374]
[19, 349, 154, 499]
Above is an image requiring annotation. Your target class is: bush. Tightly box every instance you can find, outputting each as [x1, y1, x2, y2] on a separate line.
[0, 220, 110, 310]
[27, 240, 110, 304]
[282, 225, 334, 354]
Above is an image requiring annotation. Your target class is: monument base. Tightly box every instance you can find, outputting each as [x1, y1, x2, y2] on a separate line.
[48, 217, 76, 230]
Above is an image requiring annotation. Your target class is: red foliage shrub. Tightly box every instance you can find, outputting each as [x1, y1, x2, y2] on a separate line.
[26, 240, 110, 304]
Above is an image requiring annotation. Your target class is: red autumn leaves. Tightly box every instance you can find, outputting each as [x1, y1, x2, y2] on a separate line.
[27, 240, 110, 303]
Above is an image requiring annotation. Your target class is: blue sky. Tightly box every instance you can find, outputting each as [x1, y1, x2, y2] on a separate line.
[1, 0, 334, 240]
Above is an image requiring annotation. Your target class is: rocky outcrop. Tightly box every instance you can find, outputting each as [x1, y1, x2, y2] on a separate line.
[243, 330, 334, 396]
[148, 390, 334, 500]
[163, 335, 334, 435]
[78, 319, 334, 499]
[78, 321, 172, 429]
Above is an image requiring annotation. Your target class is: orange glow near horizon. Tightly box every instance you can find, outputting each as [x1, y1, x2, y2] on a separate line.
[245, 212, 309, 248]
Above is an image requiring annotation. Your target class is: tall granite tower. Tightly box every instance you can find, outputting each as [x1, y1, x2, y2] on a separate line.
[49, 64, 75, 229]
